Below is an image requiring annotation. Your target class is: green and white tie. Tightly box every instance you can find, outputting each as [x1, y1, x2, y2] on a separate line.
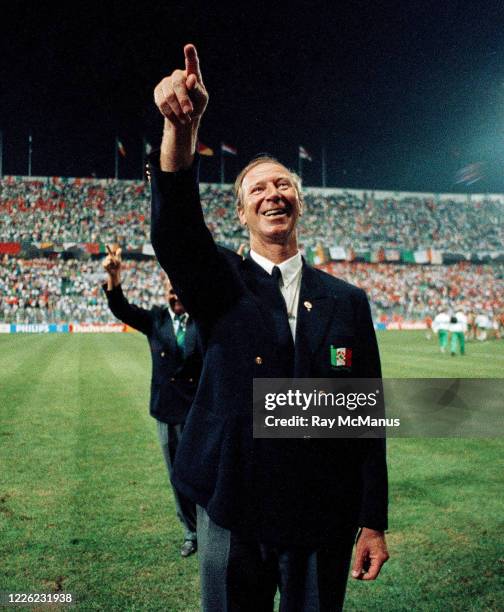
[175, 314, 187, 349]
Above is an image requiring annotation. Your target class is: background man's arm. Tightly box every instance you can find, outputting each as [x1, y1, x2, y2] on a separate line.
[102, 244, 153, 335]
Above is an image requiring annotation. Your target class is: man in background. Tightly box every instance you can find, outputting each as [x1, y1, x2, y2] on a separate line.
[475, 311, 490, 341]
[102, 245, 200, 557]
[450, 310, 467, 356]
[432, 308, 450, 353]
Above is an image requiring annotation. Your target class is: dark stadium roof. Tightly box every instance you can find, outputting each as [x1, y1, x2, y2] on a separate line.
[2, 0, 504, 193]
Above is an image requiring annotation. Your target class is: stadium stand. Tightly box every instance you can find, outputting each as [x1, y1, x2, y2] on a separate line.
[1, 257, 502, 326]
[1, 176, 504, 254]
[0, 258, 164, 324]
[0, 176, 503, 326]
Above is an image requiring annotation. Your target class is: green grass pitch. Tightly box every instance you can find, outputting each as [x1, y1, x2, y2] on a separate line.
[1, 331, 503, 611]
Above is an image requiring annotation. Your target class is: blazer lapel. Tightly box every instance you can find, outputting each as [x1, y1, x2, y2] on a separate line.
[183, 318, 197, 357]
[294, 264, 337, 377]
[159, 308, 178, 354]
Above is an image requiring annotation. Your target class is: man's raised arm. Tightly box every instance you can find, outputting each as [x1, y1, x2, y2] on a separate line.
[150, 45, 235, 321]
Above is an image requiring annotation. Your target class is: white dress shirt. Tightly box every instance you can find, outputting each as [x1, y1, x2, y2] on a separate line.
[250, 250, 302, 340]
[169, 308, 187, 335]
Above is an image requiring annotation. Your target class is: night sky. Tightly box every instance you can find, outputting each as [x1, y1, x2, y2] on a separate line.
[2, 0, 504, 192]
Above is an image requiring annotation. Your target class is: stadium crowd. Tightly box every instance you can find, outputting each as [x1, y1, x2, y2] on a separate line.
[0, 178, 149, 250]
[1, 256, 502, 325]
[328, 262, 503, 320]
[0, 257, 165, 324]
[1, 176, 502, 326]
[1, 177, 503, 251]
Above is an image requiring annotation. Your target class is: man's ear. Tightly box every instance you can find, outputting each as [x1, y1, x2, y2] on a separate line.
[237, 206, 247, 226]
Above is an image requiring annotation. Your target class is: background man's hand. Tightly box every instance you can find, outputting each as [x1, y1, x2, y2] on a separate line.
[103, 244, 122, 289]
[351, 528, 389, 581]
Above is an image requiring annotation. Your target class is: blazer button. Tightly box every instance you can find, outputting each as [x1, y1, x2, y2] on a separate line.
[255, 356, 263, 365]
[189, 378, 193, 383]
[170, 377, 175, 382]
[161, 351, 165, 357]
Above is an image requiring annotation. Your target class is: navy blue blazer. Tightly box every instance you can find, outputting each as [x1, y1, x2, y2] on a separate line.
[103, 284, 201, 424]
[149, 157, 388, 546]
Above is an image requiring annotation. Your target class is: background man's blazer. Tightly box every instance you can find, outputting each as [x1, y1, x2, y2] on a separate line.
[103, 284, 201, 424]
[149, 158, 388, 547]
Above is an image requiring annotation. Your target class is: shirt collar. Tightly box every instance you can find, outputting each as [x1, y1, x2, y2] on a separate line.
[250, 250, 302, 288]
[168, 307, 187, 323]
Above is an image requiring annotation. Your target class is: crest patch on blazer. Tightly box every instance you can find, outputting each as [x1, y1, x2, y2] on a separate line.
[330, 346, 352, 368]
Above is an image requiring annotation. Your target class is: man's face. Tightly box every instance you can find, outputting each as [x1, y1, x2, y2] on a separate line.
[238, 162, 302, 246]
[165, 282, 185, 315]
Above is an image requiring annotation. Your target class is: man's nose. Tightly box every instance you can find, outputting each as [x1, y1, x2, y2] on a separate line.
[265, 184, 281, 200]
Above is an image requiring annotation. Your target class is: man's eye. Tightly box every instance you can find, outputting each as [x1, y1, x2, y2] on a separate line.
[251, 186, 263, 194]
[278, 182, 290, 188]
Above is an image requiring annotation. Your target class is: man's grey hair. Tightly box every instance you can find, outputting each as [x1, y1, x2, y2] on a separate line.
[233, 155, 303, 210]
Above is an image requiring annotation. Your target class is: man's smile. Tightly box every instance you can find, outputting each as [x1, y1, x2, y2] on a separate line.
[261, 205, 291, 217]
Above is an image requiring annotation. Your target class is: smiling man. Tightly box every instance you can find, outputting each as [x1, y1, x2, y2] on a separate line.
[149, 44, 388, 612]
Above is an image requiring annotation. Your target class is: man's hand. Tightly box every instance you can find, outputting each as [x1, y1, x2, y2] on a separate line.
[351, 528, 389, 581]
[154, 44, 209, 171]
[154, 44, 208, 125]
[103, 244, 122, 290]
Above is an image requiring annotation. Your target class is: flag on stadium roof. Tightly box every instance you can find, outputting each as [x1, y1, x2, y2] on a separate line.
[455, 162, 483, 185]
[117, 140, 126, 157]
[221, 142, 238, 155]
[298, 145, 312, 161]
[197, 141, 214, 156]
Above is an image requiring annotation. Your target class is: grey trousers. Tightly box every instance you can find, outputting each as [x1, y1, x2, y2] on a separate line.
[197, 506, 356, 612]
[156, 420, 197, 541]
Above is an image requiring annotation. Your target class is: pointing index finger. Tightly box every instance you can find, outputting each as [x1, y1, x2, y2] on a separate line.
[184, 44, 202, 82]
